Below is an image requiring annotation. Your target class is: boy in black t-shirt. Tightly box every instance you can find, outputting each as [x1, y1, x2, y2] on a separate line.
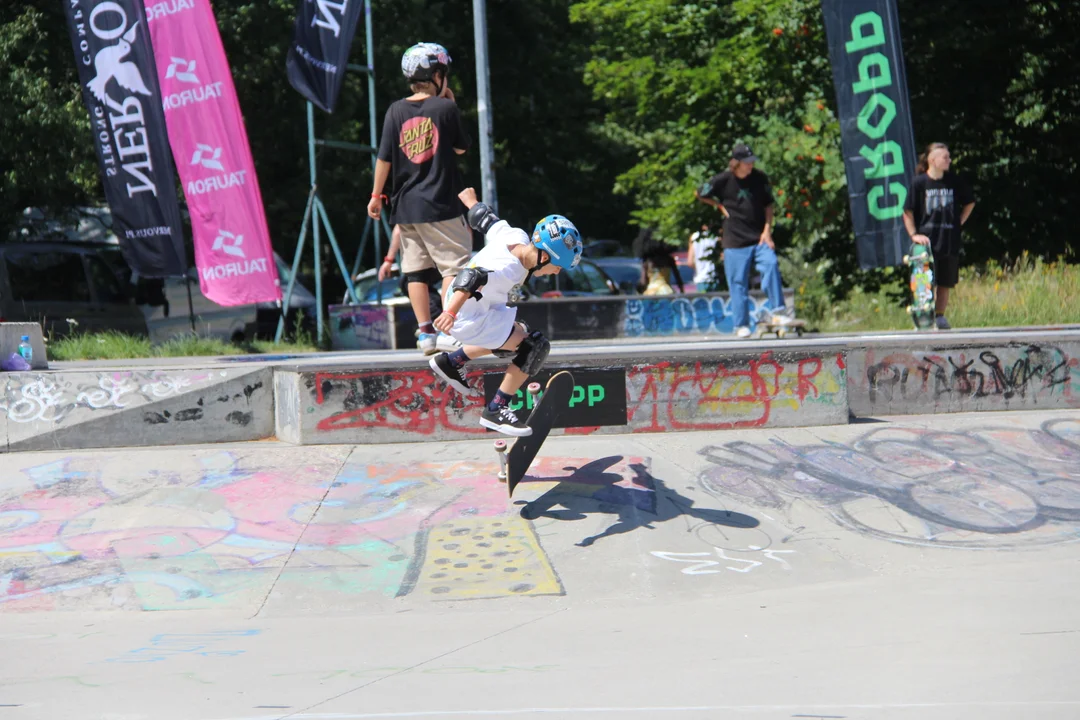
[368, 43, 472, 355]
[903, 142, 976, 330]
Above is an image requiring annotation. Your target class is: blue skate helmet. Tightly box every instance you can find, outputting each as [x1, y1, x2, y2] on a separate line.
[532, 215, 583, 270]
[401, 43, 452, 83]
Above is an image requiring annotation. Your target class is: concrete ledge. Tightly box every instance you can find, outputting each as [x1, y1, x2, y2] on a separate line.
[0, 367, 272, 452]
[279, 347, 849, 445]
[4, 326, 1078, 451]
[848, 338, 1080, 416]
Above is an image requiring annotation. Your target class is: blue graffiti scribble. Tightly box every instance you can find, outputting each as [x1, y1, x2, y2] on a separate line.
[624, 296, 774, 337]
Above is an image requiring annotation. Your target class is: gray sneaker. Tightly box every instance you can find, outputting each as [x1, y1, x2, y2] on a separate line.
[935, 315, 952, 330]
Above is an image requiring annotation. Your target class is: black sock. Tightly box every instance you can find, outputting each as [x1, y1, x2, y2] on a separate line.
[488, 389, 514, 413]
[447, 348, 469, 369]
[419, 322, 435, 335]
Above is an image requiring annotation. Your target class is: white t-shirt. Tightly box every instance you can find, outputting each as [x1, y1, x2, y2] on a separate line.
[690, 230, 719, 284]
[445, 220, 529, 348]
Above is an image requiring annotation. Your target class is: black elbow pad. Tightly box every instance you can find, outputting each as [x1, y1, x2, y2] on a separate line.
[466, 202, 500, 235]
[451, 267, 489, 301]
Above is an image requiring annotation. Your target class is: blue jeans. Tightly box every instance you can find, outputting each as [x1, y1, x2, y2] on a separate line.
[723, 243, 786, 328]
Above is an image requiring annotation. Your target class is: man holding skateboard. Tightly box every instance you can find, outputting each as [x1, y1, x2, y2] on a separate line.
[428, 187, 583, 437]
[903, 143, 976, 330]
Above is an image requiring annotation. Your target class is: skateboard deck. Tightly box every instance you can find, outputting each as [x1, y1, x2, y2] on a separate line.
[753, 318, 807, 339]
[504, 371, 575, 498]
[904, 243, 936, 330]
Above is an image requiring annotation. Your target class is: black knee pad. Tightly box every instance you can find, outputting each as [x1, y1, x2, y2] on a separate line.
[402, 268, 440, 287]
[511, 331, 550, 375]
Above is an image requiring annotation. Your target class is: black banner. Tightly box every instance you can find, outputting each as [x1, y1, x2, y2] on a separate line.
[286, 0, 365, 113]
[63, 0, 186, 278]
[822, 0, 917, 269]
[482, 369, 628, 429]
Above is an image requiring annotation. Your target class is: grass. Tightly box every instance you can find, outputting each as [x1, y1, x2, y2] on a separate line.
[47, 332, 319, 362]
[811, 253, 1080, 333]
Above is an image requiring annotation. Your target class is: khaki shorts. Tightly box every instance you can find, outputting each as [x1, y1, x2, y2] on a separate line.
[398, 217, 472, 277]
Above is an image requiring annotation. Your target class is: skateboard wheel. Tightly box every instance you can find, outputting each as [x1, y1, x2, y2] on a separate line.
[777, 329, 787, 338]
[902, 255, 910, 263]
[497, 472, 507, 483]
[527, 382, 541, 395]
[494, 439, 507, 452]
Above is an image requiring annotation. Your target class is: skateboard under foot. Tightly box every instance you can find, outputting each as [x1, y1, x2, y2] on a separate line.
[493, 370, 575, 497]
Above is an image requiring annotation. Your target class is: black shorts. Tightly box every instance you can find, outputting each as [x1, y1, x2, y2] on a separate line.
[935, 253, 960, 289]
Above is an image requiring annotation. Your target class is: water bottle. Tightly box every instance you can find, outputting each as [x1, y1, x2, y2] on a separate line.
[18, 335, 32, 365]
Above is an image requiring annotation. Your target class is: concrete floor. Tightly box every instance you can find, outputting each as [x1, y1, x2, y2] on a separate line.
[1, 409, 1079, 719]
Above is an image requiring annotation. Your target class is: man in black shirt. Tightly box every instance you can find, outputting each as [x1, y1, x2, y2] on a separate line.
[695, 143, 793, 337]
[903, 143, 976, 330]
[368, 42, 471, 355]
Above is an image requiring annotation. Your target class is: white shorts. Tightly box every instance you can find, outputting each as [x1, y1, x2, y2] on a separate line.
[450, 305, 518, 349]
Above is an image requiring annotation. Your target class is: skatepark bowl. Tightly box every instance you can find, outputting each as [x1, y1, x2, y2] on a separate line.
[1, 328, 1080, 719]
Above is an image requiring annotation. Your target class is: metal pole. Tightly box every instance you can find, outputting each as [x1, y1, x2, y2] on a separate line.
[315, 197, 360, 303]
[309, 101, 324, 343]
[365, 0, 383, 301]
[275, 187, 315, 343]
[472, 0, 498, 220]
[185, 271, 196, 333]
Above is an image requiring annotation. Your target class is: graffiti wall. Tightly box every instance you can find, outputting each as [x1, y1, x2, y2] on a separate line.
[848, 343, 1080, 416]
[622, 352, 847, 433]
[0, 368, 272, 451]
[697, 418, 1080, 549]
[328, 304, 393, 351]
[328, 291, 796, 351]
[290, 350, 846, 443]
[623, 293, 792, 338]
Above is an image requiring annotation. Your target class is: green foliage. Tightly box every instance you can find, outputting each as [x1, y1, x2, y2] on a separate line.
[2, 0, 632, 294]
[0, 2, 99, 239]
[799, 252, 1080, 332]
[4, 0, 1080, 311]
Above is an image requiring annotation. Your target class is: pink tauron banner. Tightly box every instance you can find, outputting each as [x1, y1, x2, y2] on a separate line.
[146, 0, 281, 306]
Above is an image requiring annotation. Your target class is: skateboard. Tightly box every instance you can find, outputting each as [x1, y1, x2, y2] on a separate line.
[493, 370, 575, 498]
[752, 318, 807, 339]
[904, 243, 936, 330]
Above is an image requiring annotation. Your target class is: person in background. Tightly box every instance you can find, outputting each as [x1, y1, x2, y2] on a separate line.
[687, 221, 722, 293]
[639, 234, 684, 296]
[903, 142, 976, 330]
[695, 142, 793, 337]
[368, 42, 470, 355]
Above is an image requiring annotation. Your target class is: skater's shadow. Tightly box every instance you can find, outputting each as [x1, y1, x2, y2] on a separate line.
[517, 456, 758, 547]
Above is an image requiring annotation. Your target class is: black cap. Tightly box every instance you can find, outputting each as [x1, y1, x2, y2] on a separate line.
[732, 143, 757, 163]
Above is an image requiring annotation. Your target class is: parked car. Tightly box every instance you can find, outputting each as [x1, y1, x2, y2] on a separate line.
[592, 256, 697, 294]
[12, 206, 315, 342]
[0, 241, 148, 338]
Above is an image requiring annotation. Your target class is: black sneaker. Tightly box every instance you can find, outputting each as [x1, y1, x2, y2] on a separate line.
[429, 353, 470, 395]
[480, 405, 533, 437]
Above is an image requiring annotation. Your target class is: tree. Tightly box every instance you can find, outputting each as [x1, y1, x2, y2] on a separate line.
[0, 2, 99, 239]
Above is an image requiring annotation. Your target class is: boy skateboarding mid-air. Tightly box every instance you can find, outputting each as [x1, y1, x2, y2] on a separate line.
[429, 187, 583, 437]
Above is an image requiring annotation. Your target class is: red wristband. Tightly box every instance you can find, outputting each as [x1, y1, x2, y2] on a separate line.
[383, 256, 395, 263]
[371, 192, 387, 199]
[444, 310, 457, 319]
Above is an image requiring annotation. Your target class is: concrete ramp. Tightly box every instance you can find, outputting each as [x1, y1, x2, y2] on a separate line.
[1, 409, 1079, 719]
[0, 367, 272, 452]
